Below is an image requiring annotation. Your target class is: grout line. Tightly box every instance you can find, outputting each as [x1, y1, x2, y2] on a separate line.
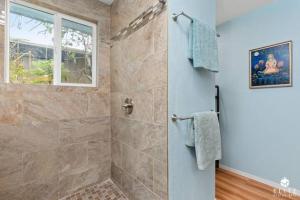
[152, 88, 156, 124]
[152, 154, 155, 193]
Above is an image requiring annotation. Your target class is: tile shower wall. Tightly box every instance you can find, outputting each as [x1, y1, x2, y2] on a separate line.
[110, 0, 168, 200]
[0, 0, 111, 199]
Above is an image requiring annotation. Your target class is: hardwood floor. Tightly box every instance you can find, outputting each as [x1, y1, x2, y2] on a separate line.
[216, 168, 300, 200]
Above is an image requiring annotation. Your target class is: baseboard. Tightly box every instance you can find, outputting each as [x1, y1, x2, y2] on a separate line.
[219, 164, 300, 196]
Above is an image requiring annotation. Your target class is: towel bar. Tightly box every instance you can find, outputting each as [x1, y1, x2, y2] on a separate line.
[171, 112, 220, 122]
[171, 114, 193, 122]
[172, 11, 221, 37]
[172, 11, 193, 22]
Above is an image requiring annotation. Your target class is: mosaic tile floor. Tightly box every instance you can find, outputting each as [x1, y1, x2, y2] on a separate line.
[60, 180, 128, 200]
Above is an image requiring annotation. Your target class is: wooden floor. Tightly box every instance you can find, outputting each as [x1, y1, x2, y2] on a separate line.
[216, 168, 300, 200]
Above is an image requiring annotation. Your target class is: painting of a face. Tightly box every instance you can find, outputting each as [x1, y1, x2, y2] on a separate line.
[249, 41, 292, 89]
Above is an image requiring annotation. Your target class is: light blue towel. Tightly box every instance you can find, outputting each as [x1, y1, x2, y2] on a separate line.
[188, 19, 219, 72]
[186, 111, 222, 170]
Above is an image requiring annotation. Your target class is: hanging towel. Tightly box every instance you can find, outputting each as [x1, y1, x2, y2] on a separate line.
[188, 19, 219, 72]
[186, 111, 222, 170]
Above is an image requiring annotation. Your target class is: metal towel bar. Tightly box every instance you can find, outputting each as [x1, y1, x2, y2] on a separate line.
[171, 112, 220, 122]
[172, 11, 193, 22]
[172, 11, 221, 37]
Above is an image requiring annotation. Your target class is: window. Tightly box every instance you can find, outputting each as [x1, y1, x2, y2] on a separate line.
[6, 1, 97, 87]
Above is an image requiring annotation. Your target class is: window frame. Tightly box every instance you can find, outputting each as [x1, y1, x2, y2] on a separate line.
[5, 0, 97, 87]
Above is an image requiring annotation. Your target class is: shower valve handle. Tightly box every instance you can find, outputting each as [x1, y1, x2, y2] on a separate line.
[122, 104, 133, 109]
[122, 98, 134, 114]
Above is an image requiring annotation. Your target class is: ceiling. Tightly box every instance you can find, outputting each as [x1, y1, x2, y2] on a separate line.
[217, 0, 273, 25]
[98, 0, 113, 5]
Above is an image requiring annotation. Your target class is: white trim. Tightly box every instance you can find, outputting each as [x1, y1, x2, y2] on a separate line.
[92, 19, 97, 87]
[4, 0, 9, 83]
[10, 0, 56, 15]
[219, 164, 300, 196]
[57, 83, 97, 88]
[59, 14, 97, 87]
[60, 13, 97, 29]
[53, 13, 61, 85]
[5, 0, 97, 87]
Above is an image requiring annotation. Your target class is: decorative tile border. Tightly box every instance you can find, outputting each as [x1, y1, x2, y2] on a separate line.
[111, 0, 167, 41]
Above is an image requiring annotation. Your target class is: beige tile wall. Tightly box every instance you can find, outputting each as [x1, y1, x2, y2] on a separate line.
[110, 0, 168, 200]
[0, 0, 111, 199]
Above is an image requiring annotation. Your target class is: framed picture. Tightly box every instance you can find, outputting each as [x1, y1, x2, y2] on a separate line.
[249, 41, 292, 89]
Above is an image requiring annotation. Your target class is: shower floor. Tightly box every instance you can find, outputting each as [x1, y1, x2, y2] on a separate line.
[60, 180, 128, 200]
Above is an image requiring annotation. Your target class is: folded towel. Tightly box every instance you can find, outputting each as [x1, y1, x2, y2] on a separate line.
[186, 111, 222, 170]
[188, 19, 219, 72]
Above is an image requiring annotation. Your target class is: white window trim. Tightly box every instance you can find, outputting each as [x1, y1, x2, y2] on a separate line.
[5, 0, 97, 87]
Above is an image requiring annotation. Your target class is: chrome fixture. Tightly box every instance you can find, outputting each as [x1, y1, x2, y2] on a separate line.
[172, 11, 221, 37]
[171, 112, 220, 122]
[172, 11, 193, 22]
[122, 98, 134, 115]
[171, 114, 194, 122]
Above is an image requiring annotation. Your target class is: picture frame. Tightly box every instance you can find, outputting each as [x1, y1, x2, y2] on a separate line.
[249, 41, 292, 89]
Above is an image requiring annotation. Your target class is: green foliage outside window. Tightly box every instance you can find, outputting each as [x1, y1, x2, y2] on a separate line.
[10, 59, 70, 84]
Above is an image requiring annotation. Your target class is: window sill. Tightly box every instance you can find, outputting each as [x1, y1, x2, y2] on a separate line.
[0, 82, 100, 93]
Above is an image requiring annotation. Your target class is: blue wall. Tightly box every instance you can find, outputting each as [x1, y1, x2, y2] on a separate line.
[217, 0, 300, 189]
[168, 0, 216, 199]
